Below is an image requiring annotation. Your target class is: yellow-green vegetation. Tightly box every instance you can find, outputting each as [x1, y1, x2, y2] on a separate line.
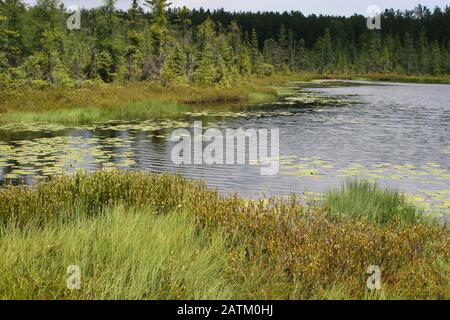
[0, 75, 295, 124]
[1, 100, 191, 125]
[311, 73, 450, 84]
[1, 73, 449, 125]
[325, 181, 419, 225]
[0, 171, 448, 300]
[349, 73, 450, 84]
[0, 207, 232, 300]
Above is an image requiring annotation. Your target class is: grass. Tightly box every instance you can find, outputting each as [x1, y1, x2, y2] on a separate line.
[0, 207, 233, 300]
[1, 100, 191, 125]
[0, 75, 289, 124]
[324, 180, 420, 225]
[0, 170, 448, 300]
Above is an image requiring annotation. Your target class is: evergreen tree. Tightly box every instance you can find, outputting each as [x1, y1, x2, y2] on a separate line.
[144, 0, 171, 56]
[320, 29, 333, 73]
[0, 0, 25, 67]
[193, 42, 215, 84]
[160, 43, 187, 84]
[416, 28, 430, 74]
[403, 33, 416, 74]
[1, 3, 450, 86]
[294, 38, 307, 71]
[125, 0, 144, 81]
[430, 40, 443, 75]
[238, 45, 252, 76]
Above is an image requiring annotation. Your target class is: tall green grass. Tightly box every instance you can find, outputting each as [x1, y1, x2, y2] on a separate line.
[0, 206, 233, 300]
[324, 181, 420, 224]
[0, 171, 448, 299]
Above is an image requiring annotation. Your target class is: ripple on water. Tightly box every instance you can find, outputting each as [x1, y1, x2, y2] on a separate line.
[1, 81, 450, 218]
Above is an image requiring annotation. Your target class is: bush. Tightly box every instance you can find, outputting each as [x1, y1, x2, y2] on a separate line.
[256, 63, 275, 76]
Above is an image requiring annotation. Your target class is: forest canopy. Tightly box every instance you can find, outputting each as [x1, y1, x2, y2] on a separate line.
[0, 0, 449, 89]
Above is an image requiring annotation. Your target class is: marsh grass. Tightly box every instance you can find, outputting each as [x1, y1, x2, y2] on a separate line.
[1, 100, 191, 125]
[0, 206, 233, 300]
[325, 180, 420, 224]
[0, 76, 287, 124]
[0, 171, 448, 299]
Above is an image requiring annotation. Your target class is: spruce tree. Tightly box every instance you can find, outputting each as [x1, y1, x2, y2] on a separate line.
[144, 0, 171, 56]
[193, 42, 215, 84]
[160, 43, 187, 84]
[430, 41, 443, 75]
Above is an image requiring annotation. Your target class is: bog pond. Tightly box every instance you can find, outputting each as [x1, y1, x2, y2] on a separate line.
[1, 80, 449, 218]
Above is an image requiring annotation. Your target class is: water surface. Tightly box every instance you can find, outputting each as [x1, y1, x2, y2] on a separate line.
[1, 80, 449, 217]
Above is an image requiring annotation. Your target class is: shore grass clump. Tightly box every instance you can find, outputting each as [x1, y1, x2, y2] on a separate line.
[1, 100, 191, 125]
[0, 171, 448, 299]
[324, 180, 420, 224]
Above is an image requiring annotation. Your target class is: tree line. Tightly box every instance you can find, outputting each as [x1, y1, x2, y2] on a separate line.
[1, 0, 449, 88]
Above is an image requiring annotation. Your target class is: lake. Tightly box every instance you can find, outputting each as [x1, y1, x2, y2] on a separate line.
[1, 80, 449, 218]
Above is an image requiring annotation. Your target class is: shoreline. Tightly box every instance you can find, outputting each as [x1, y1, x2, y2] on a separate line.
[0, 73, 449, 125]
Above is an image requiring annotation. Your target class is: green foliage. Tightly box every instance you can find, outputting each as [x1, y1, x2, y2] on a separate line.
[324, 181, 420, 225]
[194, 42, 216, 84]
[145, 0, 171, 56]
[0, 3, 449, 88]
[2, 99, 189, 125]
[0, 207, 233, 299]
[160, 43, 187, 84]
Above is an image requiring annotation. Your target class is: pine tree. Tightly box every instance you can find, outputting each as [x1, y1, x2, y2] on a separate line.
[92, 0, 124, 82]
[294, 38, 307, 71]
[160, 43, 187, 84]
[249, 29, 261, 72]
[430, 41, 443, 75]
[144, 0, 171, 56]
[321, 29, 333, 73]
[238, 45, 252, 76]
[125, 0, 144, 81]
[0, 0, 25, 67]
[194, 42, 215, 84]
[417, 28, 430, 74]
[403, 33, 416, 74]
[215, 55, 232, 87]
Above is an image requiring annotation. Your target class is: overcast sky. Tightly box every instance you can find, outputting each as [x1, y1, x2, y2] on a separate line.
[23, 0, 449, 16]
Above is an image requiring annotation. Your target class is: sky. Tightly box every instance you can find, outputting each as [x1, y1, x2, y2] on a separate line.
[22, 0, 449, 16]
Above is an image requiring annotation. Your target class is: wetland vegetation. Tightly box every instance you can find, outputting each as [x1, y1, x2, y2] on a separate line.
[0, 171, 448, 300]
[1, 1, 449, 301]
